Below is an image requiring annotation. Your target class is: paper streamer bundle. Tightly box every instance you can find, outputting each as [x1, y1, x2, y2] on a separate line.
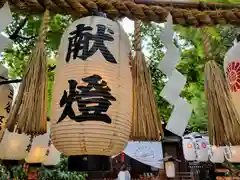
[158, 14, 192, 137]
[205, 60, 240, 146]
[6, 10, 49, 135]
[131, 20, 163, 141]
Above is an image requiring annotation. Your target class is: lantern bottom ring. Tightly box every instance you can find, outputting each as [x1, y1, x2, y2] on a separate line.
[43, 165, 56, 169]
[68, 155, 111, 172]
[1, 159, 24, 167]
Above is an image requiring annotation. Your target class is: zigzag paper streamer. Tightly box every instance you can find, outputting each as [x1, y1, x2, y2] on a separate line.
[158, 13, 193, 137]
[0, 2, 12, 53]
[160, 69, 186, 105]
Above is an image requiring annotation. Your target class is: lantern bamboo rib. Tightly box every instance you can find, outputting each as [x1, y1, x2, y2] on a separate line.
[130, 20, 163, 141]
[6, 9, 50, 135]
[4, 0, 240, 26]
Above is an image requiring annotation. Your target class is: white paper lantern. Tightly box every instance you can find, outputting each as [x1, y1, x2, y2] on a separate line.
[42, 140, 61, 166]
[224, 41, 240, 116]
[195, 137, 209, 162]
[224, 145, 240, 162]
[25, 122, 50, 164]
[208, 145, 225, 163]
[0, 128, 30, 160]
[0, 64, 13, 141]
[165, 161, 175, 178]
[51, 16, 132, 157]
[182, 138, 196, 161]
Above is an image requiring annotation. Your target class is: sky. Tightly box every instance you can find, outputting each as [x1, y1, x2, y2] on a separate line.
[120, 18, 134, 36]
[120, 17, 154, 57]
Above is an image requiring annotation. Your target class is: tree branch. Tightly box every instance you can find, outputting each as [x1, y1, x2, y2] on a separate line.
[9, 16, 36, 42]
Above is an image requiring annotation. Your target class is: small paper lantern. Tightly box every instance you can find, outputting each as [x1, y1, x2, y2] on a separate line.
[50, 16, 132, 170]
[0, 128, 30, 160]
[0, 64, 13, 140]
[182, 138, 196, 161]
[224, 41, 240, 116]
[224, 146, 240, 162]
[42, 140, 61, 166]
[195, 137, 209, 162]
[25, 122, 50, 164]
[165, 161, 175, 178]
[208, 145, 225, 163]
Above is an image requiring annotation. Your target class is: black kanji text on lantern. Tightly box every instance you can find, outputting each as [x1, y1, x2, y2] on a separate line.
[57, 74, 116, 124]
[66, 24, 116, 63]
[0, 116, 4, 131]
[5, 89, 13, 114]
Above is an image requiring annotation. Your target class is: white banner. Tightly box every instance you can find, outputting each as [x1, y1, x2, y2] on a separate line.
[123, 141, 164, 169]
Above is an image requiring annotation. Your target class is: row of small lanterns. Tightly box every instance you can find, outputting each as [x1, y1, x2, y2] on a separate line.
[182, 132, 240, 163]
[0, 123, 61, 166]
[0, 64, 61, 167]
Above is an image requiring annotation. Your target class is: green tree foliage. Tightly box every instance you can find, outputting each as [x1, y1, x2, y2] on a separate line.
[140, 22, 238, 132]
[3, 12, 239, 133]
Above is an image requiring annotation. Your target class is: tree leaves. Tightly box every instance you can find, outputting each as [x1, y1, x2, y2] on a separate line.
[141, 20, 239, 132]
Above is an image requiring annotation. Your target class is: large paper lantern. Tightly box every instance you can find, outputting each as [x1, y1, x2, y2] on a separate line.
[42, 139, 61, 167]
[224, 41, 240, 116]
[208, 145, 225, 163]
[25, 122, 50, 164]
[50, 16, 132, 170]
[224, 146, 240, 162]
[182, 137, 196, 161]
[195, 137, 209, 162]
[0, 65, 13, 140]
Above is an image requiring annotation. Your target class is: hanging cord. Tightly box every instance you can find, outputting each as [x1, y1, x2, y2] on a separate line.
[38, 9, 50, 45]
[201, 27, 213, 60]
[134, 20, 142, 51]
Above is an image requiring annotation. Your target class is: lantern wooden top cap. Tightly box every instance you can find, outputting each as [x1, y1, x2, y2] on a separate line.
[4, 0, 240, 26]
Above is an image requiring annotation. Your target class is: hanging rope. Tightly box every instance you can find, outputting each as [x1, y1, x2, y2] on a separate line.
[6, 9, 50, 135]
[1, 0, 240, 26]
[202, 27, 240, 146]
[131, 20, 163, 141]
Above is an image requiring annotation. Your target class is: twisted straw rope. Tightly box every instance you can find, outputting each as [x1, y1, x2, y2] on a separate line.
[1, 0, 240, 26]
[201, 27, 212, 60]
[134, 20, 141, 51]
[38, 9, 50, 43]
